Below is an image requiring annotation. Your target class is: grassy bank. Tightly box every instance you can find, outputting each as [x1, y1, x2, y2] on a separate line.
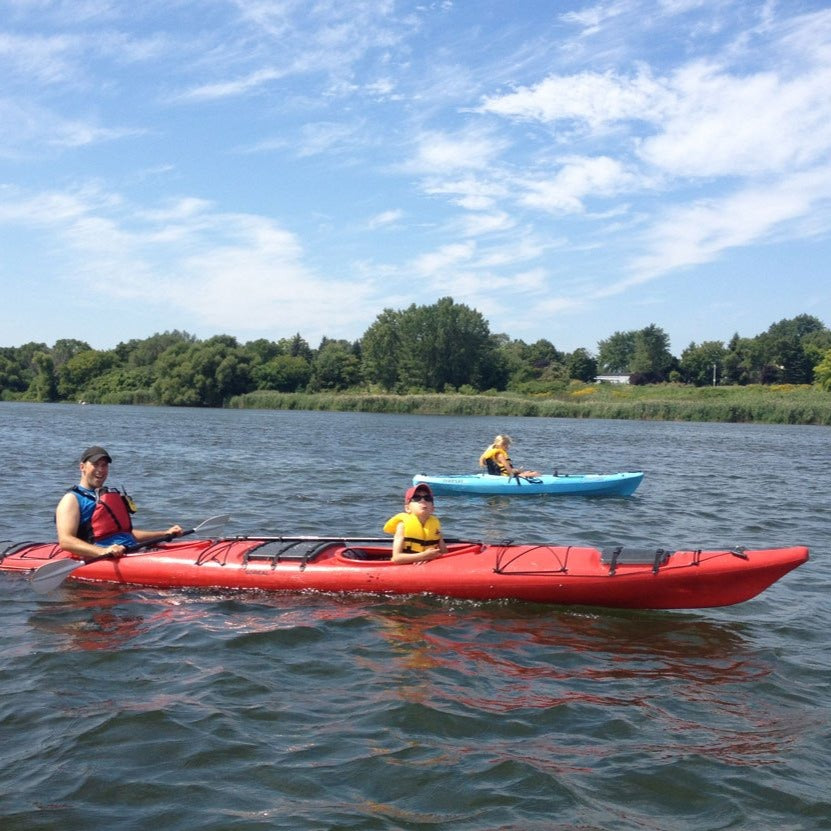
[229, 383, 831, 426]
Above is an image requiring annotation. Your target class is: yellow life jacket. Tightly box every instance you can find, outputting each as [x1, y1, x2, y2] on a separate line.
[480, 444, 511, 476]
[383, 512, 442, 552]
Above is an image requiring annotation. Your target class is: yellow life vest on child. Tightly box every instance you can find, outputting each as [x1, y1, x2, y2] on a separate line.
[383, 512, 442, 552]
[480, 444, 511, 475]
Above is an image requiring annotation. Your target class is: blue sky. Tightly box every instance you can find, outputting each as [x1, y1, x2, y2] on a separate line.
[2, 0, 830, 357]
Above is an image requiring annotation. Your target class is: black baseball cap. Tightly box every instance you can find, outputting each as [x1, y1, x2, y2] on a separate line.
[81, 446, 112, 464]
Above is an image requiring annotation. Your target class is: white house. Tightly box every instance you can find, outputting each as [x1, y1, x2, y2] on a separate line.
[595, 374, 631, 384]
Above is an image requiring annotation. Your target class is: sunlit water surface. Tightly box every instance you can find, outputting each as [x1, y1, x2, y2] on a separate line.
[1, 403, 828, 830]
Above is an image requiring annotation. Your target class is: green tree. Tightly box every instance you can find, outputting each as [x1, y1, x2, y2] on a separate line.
[361, 298, 503, 393]
[429, 297, 500, 390]
[803, 328, 831, 369]
[629, 324, 675, 383]
[57, 349, 121, 400]
[497, 338, 534, 388]
[116, 331, 197, 368]
[84, 366, 158, 404]
[362, 309, 403, 391]
[679, 341, 728, 386]
[722, 334, 757, 385]
[309, 341, 361, 391]
[253, 355, 312, 391]
[814, 348, 831, 391]
[0, 352, 27, 395]
[504, 338, 569, 393]
[51, 339, 92, 370]
[766, 314, 826, 341]
[153, 337, 252, 406]
[216, 351, 253, 399]
[720, 316, 830, 385]
[597, 325, 674, 380]
[25, 351, 58, 401]
[566, 348, 598, 382]
[283, 333, 313, 360]
[597, 330, 637, 374]
[758, 315, 827, 384]
[244, 338, 283, 365]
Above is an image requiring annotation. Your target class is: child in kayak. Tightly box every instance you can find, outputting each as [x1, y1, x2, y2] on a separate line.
[383, 483, 447, 564]
[479, 434, 541, 478]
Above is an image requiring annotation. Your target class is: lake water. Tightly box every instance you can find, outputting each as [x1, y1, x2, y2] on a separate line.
[1, 402, 829, 830]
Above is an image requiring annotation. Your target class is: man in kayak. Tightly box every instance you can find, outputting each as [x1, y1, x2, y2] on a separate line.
[383, 483, 448, 564]
[55, 445, 183, 562]
[479, 434, 541, 478]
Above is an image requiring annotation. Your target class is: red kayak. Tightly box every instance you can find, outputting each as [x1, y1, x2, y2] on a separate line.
[0, 535, 809, 610]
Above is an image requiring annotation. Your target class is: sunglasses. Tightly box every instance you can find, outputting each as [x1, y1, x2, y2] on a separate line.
[409, 494, 434, 503]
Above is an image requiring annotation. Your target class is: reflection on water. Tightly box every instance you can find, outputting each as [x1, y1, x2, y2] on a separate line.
[351, 600, 803, 769]
[27, 592, 151, 652]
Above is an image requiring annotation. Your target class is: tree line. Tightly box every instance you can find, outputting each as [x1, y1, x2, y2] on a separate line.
[2, 298, 830, 406]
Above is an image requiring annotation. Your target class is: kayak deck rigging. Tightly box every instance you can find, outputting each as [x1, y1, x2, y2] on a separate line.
[62, 535, 754, 579]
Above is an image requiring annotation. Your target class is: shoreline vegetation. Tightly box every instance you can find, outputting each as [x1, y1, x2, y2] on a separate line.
[4, 313, 830, 422]
[228, 383, 831, 426]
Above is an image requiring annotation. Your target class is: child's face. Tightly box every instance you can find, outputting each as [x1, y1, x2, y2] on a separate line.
[407, 491, 434, 516]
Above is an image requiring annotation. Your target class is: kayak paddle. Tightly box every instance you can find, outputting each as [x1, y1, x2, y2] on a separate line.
[30, 514, 231, 595]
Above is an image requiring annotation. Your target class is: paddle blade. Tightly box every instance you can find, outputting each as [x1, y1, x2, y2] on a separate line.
[30, 558, 86, 594]
[193, 514, 231, 535]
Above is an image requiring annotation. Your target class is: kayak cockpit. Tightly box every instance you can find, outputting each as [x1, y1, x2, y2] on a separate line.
[235, 538, 395, 568]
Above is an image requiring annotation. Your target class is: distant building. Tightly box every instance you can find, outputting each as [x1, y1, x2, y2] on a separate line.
[595, 374, 630, 384]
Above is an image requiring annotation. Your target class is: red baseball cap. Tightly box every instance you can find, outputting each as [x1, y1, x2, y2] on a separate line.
[404, 483, 433, 503]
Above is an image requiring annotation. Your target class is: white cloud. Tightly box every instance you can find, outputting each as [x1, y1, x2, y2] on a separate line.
[458, 210, 515, 238]
[0, 186, 379, 340]
[559, 1, 633, 35]
[637, 61, 831, 177]
[0, 98, 140, 157]
[475, 235, 550, 269]
[622, 165, 831, 289]
[480, 69, 668, 130]
[422, 176, 507, 211]
[182, 0, 415, 105]
[295, 120, 364, 157]
[407, 129, 507, 174]
[520, 156, 636, 214]
[0, 31, 80, 84]
[412, 241, 476, 276]
[179, 68, 286, 102]
[469, 7, 831, 292]
[439, 266, 547, 303]
[480, 38, 831, 186]
[367, 209, 403, 229]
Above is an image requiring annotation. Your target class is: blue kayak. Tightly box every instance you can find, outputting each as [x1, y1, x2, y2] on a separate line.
[412, 471, 644, 496]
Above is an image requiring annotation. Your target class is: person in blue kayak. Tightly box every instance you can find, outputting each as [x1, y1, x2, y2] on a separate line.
[478, 434, 540, 478]
[383, 483, 447, 564]
[55, 445, 183, 562]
